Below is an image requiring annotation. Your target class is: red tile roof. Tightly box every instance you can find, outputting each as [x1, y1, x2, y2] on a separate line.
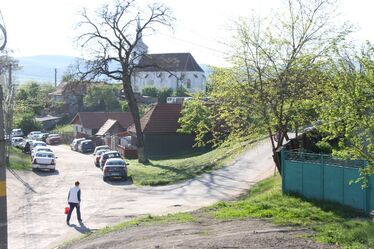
[71, 112, 133, 130]
[127, 104, 183, 134]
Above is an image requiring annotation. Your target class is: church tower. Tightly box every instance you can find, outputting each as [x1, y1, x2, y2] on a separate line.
[132, 15, 148, 65]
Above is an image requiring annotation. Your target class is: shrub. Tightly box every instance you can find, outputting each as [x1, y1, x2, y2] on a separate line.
[315, 140, 332, 154]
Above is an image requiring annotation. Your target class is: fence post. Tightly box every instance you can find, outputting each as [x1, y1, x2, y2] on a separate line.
[320, 154, 325, 200]
[281, 148, 285, 193]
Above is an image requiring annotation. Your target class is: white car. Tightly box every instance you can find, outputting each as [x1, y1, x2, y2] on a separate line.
[11, 137, 24, 147]
[11, 128, 24, 137]
[32, 151, 56, 172]
[93, 145, 110, 156]
[31, 146, 53, 158]
[28, 131, 42, 140]
[30, 141, 47, 151]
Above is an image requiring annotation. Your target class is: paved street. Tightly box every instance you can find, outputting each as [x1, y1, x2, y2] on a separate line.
[7, 140, 275, 249]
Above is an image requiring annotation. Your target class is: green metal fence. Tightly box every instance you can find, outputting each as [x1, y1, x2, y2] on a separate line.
[281, 150, 373, 214]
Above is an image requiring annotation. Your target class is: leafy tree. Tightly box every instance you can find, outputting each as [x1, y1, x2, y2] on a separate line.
[76, 0, 174, 163]
[14, 113, 42, 135]
[15, 82, 54, 115]
[318, 43, 374, 177]
[141, 87, 158, 97]
[157, 88, 173, 103]
[178, 94, 213, 147]
[229, 0, 350, 172]
[174, 86, 189, 97]
[84, 85, 121, 111]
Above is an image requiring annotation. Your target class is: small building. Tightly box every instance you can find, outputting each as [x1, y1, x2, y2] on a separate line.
[35, 115, 62, 130]
[127, 103, 195, 157]
[96, 119, 126, 149]
[70, 112, 133, 138]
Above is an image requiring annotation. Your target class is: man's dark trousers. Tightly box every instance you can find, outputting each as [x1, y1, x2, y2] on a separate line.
[66, 202, 81, 223]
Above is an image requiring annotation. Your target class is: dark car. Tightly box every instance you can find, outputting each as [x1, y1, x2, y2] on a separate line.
[99, 151, 122, 168]
[79, 140, 94, 153]
[46, 134, 62, 145]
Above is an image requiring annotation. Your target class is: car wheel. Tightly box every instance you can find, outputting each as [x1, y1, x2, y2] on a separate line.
[103, 176, 107, 181]
[50, 169, 55, 173]
[122, 175, 127, 180]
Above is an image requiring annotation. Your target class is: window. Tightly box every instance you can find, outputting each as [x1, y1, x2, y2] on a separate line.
[186, 79, 191, 89]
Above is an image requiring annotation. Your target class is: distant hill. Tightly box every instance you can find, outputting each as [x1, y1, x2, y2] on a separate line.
[15, 55, 78, 84]
[14, 55, 212, 85]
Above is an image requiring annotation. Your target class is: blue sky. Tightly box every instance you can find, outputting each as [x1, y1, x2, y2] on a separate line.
[1, 0, 374, 66]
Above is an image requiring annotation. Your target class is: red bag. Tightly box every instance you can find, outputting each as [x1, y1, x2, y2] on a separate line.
[64, 206, 70, 215]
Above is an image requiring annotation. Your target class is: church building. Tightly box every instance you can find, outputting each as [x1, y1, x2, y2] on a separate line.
[131, 19, 206, 93]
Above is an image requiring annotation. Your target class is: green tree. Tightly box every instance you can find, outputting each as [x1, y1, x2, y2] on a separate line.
[229, 0, 350, 172]
[84, 85, 121, 111]
[174, 86, 189, 97]
[318, 43, 374, 177]
[178, 95, 213, 147]
[14, 113, 42, 135]
[142, 87, 159, 97]
[157, 88, 173, 103]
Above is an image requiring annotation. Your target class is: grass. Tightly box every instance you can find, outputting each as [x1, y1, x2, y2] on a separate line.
[126, 140, 254, 186]
[207, 176, 374, 249]
[8, 147, 31, 170]
[53, 124, 74, 133]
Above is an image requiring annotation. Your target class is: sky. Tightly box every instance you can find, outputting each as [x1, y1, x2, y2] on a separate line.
[1, 0, 374, 67]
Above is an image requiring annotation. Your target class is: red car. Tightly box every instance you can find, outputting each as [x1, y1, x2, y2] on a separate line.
[46, 134, 62, 145]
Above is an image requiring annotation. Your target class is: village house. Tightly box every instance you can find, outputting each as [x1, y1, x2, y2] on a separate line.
[70, 112, 133, 138]
[126, 103, 195, 157]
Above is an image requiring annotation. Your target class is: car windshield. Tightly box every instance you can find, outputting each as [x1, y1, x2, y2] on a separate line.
[49, 134, 59, 137]
[36, 153, 54, 158]
[107, 160, 124, 166]
[107, 153, 120, 158]
[97, 150, 108, 155]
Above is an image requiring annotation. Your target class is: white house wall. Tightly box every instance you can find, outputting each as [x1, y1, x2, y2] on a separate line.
[132, 71, 206, 93]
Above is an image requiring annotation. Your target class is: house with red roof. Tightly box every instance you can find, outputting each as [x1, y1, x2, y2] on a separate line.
[70, 112, 133, 138]
[127, 103, 195, 156]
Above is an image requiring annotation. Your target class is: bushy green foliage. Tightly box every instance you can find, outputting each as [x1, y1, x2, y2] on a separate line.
[174, 86, 189, 97]
[14, 113, 42, 134]
[157, 87, 173, 103]
[141, 86, 159, 97]
[315, 141, 333, 154]
[83, 84, 121, 111]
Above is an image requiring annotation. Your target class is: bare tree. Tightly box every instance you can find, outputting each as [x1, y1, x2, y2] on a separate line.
[76, 0, 174, 163]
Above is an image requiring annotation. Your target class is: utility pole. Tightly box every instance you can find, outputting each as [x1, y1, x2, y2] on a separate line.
[54, 68, 57, 87]
[0, 18, 8, 249]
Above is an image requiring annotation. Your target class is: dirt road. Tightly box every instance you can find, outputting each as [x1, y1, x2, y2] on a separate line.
[7, 140, 275, 249]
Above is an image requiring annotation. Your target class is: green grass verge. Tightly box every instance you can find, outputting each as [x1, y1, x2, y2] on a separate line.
[62, 213, 194, 247]
[8, 147, 31, 170]
[207, 176, 374, 249]
[54, 124, 74, 133]
[127, 140, 254, 186]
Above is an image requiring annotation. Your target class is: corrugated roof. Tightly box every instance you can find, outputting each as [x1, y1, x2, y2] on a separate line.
[127, 104, 183, 134]
[96, 119, 121, 136]
[71, 112, 133, 130]
[135, 53, 204, 72]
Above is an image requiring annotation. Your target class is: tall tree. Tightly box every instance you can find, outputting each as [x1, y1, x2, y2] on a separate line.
[76, 0, 173, 163]
[318, 43, 374, 178]
[230, 0, 350, 172]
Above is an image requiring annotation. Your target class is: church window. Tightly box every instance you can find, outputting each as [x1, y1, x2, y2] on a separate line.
[194, 74, 198, 78]
[186, 79, 191, 89]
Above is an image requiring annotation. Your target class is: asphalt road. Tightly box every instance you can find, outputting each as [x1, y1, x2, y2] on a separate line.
[7, 140, 275, 249]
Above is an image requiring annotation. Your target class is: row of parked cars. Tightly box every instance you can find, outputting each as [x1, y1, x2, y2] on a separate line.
[70, 138, 128, 181]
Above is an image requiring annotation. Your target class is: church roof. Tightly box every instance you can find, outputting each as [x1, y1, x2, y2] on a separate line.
[135, 53, 204, 73]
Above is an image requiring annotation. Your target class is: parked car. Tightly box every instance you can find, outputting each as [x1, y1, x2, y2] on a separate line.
[78, 140, 94, 153]
[93, 145, 110, 156]
[102, 158, 128, 181]
[46, 134, 62, 145]
[99, 151, 122, 168]
[27, 131, 42, 140]
[94, 149, 110, 167]
[11, 128, 24, 137]
[32, 151, 56, 172]
[70, 138, 86, 151]
[11, 137, 24, 147]
[30, 141, 47, 151]
[31, 146, 53, 158]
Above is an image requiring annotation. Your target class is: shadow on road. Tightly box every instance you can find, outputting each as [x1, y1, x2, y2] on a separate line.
[69, 221, 92, 234]
[33, 169, 60, 176]
[105, 177, 133, 186]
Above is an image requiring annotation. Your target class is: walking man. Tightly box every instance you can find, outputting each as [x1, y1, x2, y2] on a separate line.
[66, 181, 82, 225]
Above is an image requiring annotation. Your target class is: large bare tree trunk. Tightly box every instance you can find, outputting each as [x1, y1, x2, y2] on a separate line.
[123, 76, 149, 164]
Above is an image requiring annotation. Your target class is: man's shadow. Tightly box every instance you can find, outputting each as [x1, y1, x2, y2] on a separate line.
[68, 221, 92, 234]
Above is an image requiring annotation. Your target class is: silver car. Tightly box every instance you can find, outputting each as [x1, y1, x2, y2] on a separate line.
[102, 158, 128, 181]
